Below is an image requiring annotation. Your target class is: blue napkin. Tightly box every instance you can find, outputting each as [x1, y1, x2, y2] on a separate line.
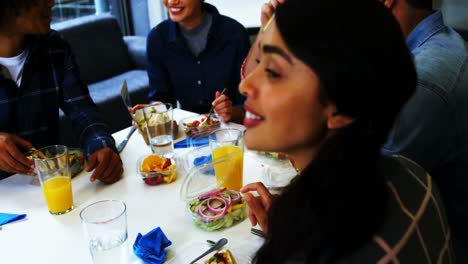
[133, 227, 172, 264]
[174, 136, 209, 149]
[0, 213, 27, 225]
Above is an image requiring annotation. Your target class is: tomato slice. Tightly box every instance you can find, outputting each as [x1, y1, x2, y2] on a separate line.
[144, 175, 164, 185]
[162, 158, 172, 169]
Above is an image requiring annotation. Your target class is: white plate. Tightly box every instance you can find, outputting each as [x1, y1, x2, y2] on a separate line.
[166, 237, 261, 264]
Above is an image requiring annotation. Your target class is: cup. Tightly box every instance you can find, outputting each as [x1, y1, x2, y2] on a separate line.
[138, 102, 174, 158]
[34, 145, 74, 215]
[209, 128, 244, 191]
[80, 200, 128, 264]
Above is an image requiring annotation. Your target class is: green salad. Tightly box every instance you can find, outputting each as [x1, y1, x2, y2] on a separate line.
[188, 188, 248, 231]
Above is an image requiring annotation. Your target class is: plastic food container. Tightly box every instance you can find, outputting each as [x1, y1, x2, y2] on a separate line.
[136, 154, 177, 185]
[180, 156, 247, 231]
[255, 151, 288, 160]
[180, 114, 221, 138]
[179, 144, 212, 173]
[68, 148, 85, 177]
[248, 151, 297, 192]
[26, 147, 85, 178]
[133, 108, 179, 145]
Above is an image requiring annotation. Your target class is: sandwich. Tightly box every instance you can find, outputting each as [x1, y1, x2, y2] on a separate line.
[205, 249, 236, 264]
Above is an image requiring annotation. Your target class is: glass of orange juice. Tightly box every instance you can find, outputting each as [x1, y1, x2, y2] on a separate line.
[209, 128, 244, 191]
[34, 145, 74, 215]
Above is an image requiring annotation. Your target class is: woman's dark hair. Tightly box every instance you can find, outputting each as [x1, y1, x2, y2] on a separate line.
[254, 0, 416, 263]
[0, 0, 36, 31]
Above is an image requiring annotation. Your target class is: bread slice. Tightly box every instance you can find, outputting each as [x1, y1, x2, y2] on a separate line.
[204, 249, 236, 264]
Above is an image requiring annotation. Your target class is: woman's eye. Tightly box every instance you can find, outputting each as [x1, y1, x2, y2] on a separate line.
[265, 68, 280, 78]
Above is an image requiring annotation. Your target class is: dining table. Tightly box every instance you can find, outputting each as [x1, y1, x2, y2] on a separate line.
[0, 109, 295, 264]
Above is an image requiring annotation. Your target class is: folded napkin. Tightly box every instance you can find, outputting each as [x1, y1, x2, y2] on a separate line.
[133, 227, 172, 264]
[174, 136, 209, 149]
[0, 212, 27, 225]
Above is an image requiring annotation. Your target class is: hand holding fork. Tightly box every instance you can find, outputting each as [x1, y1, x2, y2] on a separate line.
[210, 88, 231, 123]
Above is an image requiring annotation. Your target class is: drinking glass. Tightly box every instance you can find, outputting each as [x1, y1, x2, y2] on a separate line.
[209, 128, 244, 191]
[141, 102, 174, 158]
[34, 145, 74, 215]
[80, 200, 128, 264]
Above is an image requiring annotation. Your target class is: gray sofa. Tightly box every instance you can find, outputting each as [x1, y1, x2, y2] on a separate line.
[51, 14, 149, 146]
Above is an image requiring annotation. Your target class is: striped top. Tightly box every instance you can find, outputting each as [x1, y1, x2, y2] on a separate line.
[281, 155, 455, 263]
[334, 155, 454, 263]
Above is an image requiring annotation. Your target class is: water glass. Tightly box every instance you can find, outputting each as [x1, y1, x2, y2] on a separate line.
[80, 200, 128, 264]
[141, 102, 174, 158]
[209, 128, 244, 191]
[34, 145, 74, 215]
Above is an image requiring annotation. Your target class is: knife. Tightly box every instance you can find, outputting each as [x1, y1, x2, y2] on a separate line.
[117, 126, 137, 153]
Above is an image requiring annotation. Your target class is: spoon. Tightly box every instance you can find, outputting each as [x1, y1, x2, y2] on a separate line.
[189, 238, 228, 264]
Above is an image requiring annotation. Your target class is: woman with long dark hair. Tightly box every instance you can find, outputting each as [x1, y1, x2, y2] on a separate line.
[240, 0, 454, 262]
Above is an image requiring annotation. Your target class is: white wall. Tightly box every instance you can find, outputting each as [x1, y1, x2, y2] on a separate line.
[147, 0, 468, 31]
[205, 0, 264, 28]
[442, 0, 468, 29]
[147, 0, 168, 28]
[147, 0, 265, 29]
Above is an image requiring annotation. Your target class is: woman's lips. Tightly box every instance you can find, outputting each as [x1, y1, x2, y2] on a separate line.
[169, 7, 184, 15]
[243, 105, 264, 128]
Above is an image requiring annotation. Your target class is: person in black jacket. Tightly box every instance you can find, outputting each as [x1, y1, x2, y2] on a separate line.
[146, 0, 250, 123]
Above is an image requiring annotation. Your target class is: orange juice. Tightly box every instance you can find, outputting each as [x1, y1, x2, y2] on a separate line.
[212, 146, 243, 191]
[42, 176, 73, 214]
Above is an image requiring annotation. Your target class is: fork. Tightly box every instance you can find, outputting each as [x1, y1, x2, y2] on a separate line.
[251, 228, 268, 239]
[189, 238, 228, 264]
[199, 88, 228, 127]
[28, 148, 56, 171]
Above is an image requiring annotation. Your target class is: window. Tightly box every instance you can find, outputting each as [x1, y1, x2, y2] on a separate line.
[205, 0, 263, 29]
[52, 0, 112, 23]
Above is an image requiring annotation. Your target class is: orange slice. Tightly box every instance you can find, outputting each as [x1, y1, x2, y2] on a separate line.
[141, 155, 164, 172]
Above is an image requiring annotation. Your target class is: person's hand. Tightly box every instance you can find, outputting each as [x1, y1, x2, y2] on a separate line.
[85, 147, 123, 184]
[0, 133, 34, 174]
[261, 0, 286, 28]
[213, 90, 233, 123]
[129, 104, 149, 115]
[129, 104, 148, 128]
[240, 182, 274, 233]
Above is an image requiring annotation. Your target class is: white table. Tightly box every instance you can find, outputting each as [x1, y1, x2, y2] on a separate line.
[0, 109, 277, 264]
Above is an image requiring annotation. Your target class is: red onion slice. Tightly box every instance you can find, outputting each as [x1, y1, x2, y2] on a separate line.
[196, 199, 226, 222]
[206, 197, 227, 214]
[220, 192, 232, 206]
[224, 190, 241, 204]
[198, 188, 226, 200]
